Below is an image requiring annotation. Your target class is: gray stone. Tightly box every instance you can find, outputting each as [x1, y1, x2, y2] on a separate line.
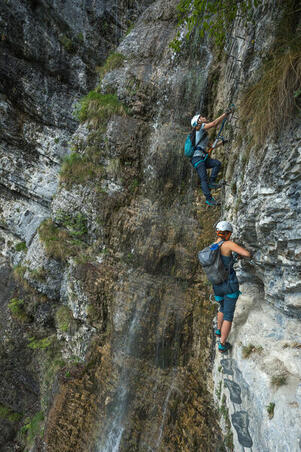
[231, 411, 253, 448]
[224, 379, 242, 404]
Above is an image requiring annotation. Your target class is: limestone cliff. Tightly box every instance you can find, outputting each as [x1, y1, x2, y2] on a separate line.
[0, 0, 300, 451]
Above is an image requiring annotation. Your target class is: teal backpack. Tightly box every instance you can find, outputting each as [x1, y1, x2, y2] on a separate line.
[184, 128, 205, 157]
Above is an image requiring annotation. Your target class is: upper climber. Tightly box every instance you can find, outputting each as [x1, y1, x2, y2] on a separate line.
[210, 221, 251, 352]
[190, 108, 233, 206]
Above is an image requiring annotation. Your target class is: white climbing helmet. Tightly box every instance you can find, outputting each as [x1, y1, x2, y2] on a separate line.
[216, 221, 233, 232]
[191, 114, 200, 127]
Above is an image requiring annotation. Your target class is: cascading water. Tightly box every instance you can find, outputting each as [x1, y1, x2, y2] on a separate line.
[96, 274, 188, 452]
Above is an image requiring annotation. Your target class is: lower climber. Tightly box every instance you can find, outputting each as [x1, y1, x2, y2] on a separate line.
[213, 221, 251, 352]
[190, 109, 232, 206]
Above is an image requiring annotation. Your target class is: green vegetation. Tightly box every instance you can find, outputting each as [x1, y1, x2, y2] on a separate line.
[216, 380, 222, 399]
[21, 411, 44, 446]
[8, 298, 28, 322]
[0, 404, 22, 422]
[74, 91, 127, 128]
[241, 2, 301, 146]
[77, 32, 84, 42]
[38, 218, 87, 262]
[242, 344, 263, 358]
[59, 34, 74, 52]
[271, 374, 288, 387]
[220, 394, 234, 450]
[15, 241, 27, 252]
[170, 0, 261, 51]
[55, 305, 73, 332]
[27, 336, 53, 350]
[129, 178, 139, 193]
[13, 265, 26, 281]
[60, 152, 104, 188]
[28, 267, 47, 281]
[98, 52, 125, 80]
[55, 210, 87, 238]
[266, 402, 275, 419]
[241, 48, 301, 145]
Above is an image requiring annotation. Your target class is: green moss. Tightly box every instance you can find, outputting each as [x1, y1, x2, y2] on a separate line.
[21, 411, 44, 446]
[8, 298, 28, 322]
[98, 52, 125, 80]
[15, 241, 27, 252]
[266, 402, 275, 419]
[55, 305, 73, 332]
[27, 336, 53, 350]
[170, 0, 261, 51]
[0, 404, 22, 422]
[59, 34, 74, 52]
[242, 344, 263, 358]
[74, 91, 127, 128]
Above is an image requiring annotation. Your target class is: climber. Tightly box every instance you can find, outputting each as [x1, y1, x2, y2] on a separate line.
[190, 108, 233, 206]
[212, 221, 251, 352]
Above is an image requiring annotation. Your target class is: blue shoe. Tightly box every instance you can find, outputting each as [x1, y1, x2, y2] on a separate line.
[218, 342, 231, 353]
[215, 329, 221, 337]
[205, 197, 218, 206]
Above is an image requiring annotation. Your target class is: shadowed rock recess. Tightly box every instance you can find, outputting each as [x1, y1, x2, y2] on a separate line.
[0, 0, 300, 451]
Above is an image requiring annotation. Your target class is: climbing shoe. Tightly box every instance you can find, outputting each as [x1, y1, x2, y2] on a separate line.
[218, 342, 231, 353]
[205, 197, 219, 207]
[215, 329, 221, 337]
[208, 182, 222, 189]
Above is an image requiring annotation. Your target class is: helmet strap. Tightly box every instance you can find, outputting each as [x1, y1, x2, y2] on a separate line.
[217, 231, 231, 241]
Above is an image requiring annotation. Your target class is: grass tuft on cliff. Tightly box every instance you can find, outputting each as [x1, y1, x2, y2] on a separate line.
[242, 343, 263, 358]
[240, 48, 301, 145]
[240, 2, 301, 146]
[60, 152, 104, 188]
[55, 305, 73, 333]
[38, 219, 87, 262]
[74, 91, 127, 128]
[97, 52, 125, 80]
[8, 298, 28, 322]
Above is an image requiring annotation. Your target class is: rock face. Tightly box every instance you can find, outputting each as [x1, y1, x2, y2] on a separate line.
[0, 0, 300, 451]
[210, 3, 301, 451]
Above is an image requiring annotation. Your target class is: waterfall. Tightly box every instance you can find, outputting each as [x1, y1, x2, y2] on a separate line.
[96, 276, 187, 451]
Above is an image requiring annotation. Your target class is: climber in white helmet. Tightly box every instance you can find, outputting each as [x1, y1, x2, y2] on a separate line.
[190, 109, 233, 206]
[212, 221, 251, 352]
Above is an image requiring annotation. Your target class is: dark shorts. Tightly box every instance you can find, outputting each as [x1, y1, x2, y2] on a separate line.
[213, 277, 240, 322]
